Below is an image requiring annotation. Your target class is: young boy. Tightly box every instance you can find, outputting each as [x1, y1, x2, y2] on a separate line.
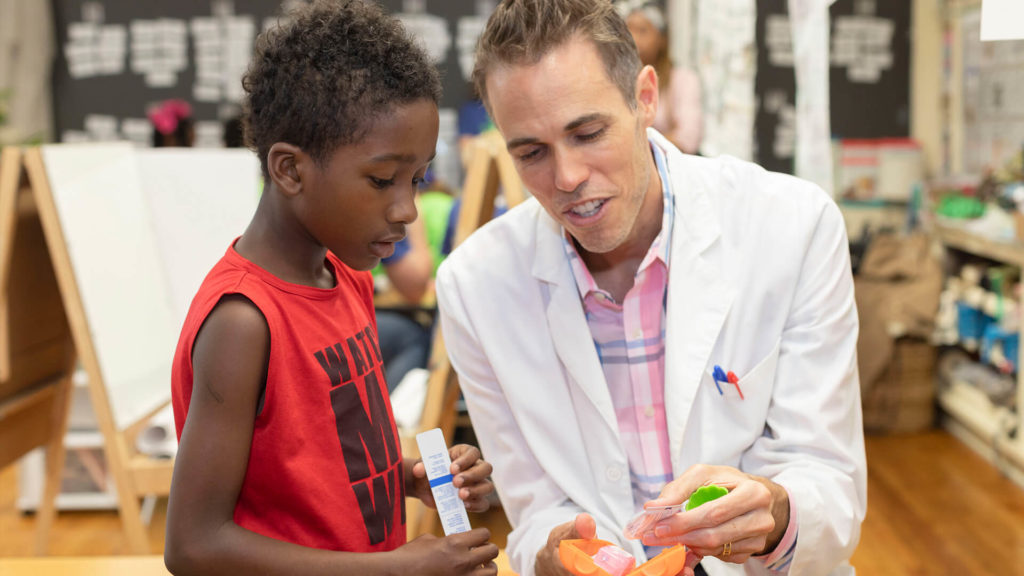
[165, 2, 499, 574]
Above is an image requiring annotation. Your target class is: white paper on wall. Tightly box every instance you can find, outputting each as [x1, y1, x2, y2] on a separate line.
[697, 0, 757, 160]
[396, 0, 452, 66]
[130, 18, 188, 88]
[981, 0, 1024, 42]
[789, 0, 834, 194]
[190, 10, 255, 103]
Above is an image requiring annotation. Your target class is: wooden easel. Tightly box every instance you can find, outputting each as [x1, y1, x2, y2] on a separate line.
[0, 146, 77, 555]
[14, 147, 172, 554]
[6, 144, 259, 554]
[404, 130, 526, 538]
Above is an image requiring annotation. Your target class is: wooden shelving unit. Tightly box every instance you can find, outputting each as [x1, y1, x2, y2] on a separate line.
[935, 223, 1024, 486]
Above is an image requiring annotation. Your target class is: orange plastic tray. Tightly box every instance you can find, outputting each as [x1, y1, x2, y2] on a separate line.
[558, 538, 688, 576]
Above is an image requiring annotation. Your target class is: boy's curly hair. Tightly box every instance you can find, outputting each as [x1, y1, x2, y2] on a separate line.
[242, 0, 441, 179]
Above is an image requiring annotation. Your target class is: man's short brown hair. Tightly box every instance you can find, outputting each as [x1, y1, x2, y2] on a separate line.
[472, 0, 642, 112]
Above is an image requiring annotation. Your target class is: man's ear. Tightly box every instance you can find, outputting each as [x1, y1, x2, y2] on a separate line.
[267, 142, 307, 198]
[635, 65, 659, 128]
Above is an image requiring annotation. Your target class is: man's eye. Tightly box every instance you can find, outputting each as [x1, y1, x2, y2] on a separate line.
[518, 148, 542, 162]
[370, 177, 394, 188]
[578, 128, 605, 142]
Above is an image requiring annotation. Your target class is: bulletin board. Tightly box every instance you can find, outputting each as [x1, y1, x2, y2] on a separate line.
[754, 0, 911, 174]
[49, 0, 498, 187]
[959, 8, 1024, 175]
[51, 0, 285, 147]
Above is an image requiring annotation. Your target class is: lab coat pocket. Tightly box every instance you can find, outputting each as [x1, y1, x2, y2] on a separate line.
[704, 338, 781, 440]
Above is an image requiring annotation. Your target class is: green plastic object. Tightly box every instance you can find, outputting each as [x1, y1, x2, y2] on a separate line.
[685, 485, 728, 511]
[936, 194, 986, 219]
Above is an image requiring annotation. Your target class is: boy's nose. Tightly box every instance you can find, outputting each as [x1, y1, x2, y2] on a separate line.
[388, 189, 418, 224]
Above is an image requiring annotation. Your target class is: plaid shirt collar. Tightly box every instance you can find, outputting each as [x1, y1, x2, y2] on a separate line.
[562, 139, 675, 300]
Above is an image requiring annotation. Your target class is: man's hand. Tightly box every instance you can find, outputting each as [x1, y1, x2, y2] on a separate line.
[407, 444, 495, 512]
[535, 514, 596, 576]
[639, 464, 789, 564]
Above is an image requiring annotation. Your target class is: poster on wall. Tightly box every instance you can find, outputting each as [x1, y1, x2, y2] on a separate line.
[696, 0, 758, 161]
[51, 0, 496, 188]
[961, 9, 1024, 175]
[754, 0, 910, 175]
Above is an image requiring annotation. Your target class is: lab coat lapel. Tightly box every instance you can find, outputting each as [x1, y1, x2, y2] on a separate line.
[531, 214, 620, 437]
[652, 132, 736, 474]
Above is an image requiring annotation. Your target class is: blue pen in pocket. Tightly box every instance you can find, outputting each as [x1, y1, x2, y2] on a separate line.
[712, 365, 728, 395]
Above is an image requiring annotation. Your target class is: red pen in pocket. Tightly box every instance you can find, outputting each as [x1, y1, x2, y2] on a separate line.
[726, 371, 744, 400]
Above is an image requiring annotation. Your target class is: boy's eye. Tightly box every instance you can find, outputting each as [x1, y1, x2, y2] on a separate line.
[369, 176, 394, 189]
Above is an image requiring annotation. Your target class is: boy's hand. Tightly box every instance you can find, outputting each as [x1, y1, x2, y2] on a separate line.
[535, 513, 596, 576]
[408, 444, 494, 512]
[396, 528, 498, 576]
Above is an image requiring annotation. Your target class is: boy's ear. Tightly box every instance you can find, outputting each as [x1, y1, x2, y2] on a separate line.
[267, 142, 306, 197]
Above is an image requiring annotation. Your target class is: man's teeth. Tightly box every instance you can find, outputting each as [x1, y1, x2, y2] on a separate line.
[570, 199, 603, 217]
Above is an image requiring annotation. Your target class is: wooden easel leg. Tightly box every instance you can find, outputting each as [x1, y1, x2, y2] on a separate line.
[34, 366, 75, 555]
[117, 492, 151, 554]
[406, 497, 425, 540]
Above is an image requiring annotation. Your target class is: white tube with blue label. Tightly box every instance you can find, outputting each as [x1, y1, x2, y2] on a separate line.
[415, 427, 472, 535]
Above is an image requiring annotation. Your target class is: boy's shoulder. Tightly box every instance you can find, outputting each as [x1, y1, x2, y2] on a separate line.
[183, 247, 373, 329]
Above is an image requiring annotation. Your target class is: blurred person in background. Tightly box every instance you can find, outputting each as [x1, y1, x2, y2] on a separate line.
[617, 0, 702, 154]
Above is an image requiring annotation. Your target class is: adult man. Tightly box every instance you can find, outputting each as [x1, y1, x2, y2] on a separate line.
[435, 1, 866, 575]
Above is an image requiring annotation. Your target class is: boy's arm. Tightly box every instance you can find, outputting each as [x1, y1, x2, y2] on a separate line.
[164, 295, 497, 576]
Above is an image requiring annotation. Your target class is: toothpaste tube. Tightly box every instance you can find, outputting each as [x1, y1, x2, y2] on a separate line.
[623, 504, 683, 539]
[415, 427, 472, 535]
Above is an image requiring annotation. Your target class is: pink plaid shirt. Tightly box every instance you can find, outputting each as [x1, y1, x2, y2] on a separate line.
[563, 145, 675, 508]
[563, 142, 797, 572]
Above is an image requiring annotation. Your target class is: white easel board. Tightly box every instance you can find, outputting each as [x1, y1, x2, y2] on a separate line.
[38, 143, 259, 431]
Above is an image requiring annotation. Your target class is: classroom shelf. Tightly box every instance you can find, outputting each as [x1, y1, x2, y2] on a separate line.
[935, 223, 1024, 487]
[935, 222, 1024, 267]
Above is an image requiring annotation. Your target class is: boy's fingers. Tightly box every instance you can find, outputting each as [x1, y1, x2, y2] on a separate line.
[458, 481, 493, 499]
[450, 527, 492, 547]
[411, 460, 426, 478]
[462, 497, 491, 513]
[471, 562, 499, 576]
[449, 444, 482, 472]
[454, 463, 494, 486]
[469, 542, 500, 564]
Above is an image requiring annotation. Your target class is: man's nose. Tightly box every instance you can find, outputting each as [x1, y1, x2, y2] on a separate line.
[553, 147, 589, 194]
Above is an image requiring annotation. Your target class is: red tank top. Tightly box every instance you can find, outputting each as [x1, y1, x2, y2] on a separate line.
[171, 243, 406, 551]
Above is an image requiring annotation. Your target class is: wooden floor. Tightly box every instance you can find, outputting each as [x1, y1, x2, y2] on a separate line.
[2, 430, 1023, 574]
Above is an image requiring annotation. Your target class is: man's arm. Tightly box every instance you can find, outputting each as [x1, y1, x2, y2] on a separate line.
[741, 197, 866, 573]
[437, 263, 603, 576]
[640, 195, 865, 573]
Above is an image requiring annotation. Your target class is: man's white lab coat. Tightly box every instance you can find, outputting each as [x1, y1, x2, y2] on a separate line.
[436, 130, 866, 576]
